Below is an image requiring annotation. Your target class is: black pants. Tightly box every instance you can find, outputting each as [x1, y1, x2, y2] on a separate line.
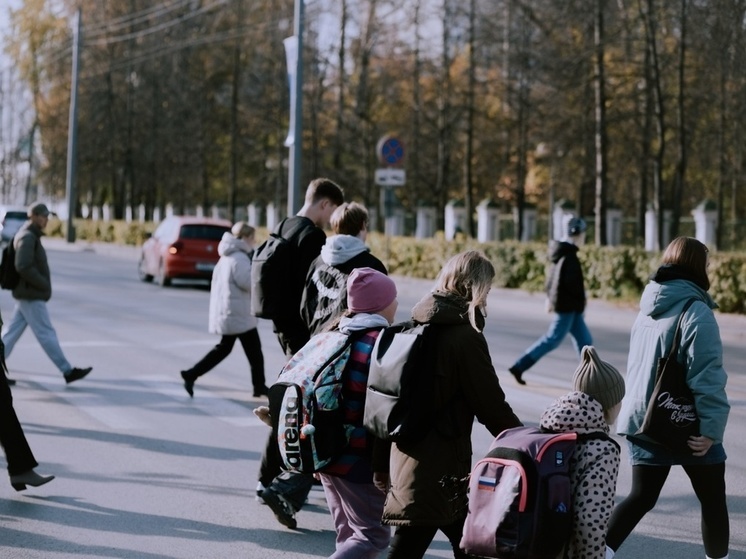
[0, 365, 38, 476]
[388, 518, 472, 559]
[606, 463, 729, 558]
[258, 430, 313, 511]
[184, 329, 266, 392]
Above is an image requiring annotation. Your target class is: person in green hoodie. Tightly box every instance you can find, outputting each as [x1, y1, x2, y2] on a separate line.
[607, 237, 730, 559]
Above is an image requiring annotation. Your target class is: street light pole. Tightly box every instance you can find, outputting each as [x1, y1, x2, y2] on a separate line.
[286, 0, 304, 217]
[65, 8, 82, 243]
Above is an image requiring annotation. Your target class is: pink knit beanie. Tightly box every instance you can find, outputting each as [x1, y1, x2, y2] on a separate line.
[347, 268, 397, 314]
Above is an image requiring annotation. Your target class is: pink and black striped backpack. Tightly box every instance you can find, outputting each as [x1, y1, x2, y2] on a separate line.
[460, 426, 610, 559]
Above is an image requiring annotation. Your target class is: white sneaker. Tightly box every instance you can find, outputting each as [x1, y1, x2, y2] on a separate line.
[256, 482, 266, 504]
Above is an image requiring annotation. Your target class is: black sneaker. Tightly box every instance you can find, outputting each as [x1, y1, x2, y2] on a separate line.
[253, 386, 269, 398]
[181, 371, 195, 397]
[508, 367, 526, 386]
[65, 367, 92, 384]
[261, 487, 297, 529]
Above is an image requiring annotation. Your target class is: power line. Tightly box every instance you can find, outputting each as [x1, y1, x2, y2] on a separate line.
[82, 0, 198, 37]
[86, 0, 227, 47]
[79, 18, 287, 80]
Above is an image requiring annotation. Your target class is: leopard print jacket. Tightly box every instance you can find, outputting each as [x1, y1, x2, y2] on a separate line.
[540, 391, 621, 559]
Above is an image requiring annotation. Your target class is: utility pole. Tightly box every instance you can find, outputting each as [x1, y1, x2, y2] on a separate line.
[285, 0, 304, 216]
[65, 8, 82, 243]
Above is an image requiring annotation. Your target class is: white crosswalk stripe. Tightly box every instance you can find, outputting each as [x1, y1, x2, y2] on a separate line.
[21, 373, 267, 430]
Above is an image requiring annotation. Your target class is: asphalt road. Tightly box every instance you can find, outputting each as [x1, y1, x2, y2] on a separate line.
[0, 238, 744, 558]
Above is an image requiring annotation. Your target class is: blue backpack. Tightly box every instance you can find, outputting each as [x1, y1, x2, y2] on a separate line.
[268, 331, 354, 473]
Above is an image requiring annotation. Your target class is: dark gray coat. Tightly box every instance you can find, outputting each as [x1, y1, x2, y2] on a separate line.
[13, 221, 51, 301]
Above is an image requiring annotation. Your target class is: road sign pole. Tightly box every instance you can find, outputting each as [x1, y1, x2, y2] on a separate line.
[286, 0, 304, 217]
[65, 8, 82, 243]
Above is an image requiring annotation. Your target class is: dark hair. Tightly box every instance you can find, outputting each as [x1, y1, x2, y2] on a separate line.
[661, 237, 710, 291]
[330, 202, 368, 236]
[305, 178, 344, 206]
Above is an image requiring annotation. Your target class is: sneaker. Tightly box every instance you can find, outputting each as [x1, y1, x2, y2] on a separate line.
[253, 386, 269, 398]
[261, 487, 297, 529]
[256, 482, 266, 504]
[65, 367, 92, 384]
[181, 371, 195, 397]
[508, 367, 526, 386]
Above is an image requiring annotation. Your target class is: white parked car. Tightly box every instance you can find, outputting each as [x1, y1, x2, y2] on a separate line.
[0, 206, 29, 244]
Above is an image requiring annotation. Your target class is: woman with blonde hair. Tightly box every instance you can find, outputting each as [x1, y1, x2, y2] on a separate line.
[381, 250, 522, 559]
[180, 222, 266, 398]
[607, 237, 730, 559]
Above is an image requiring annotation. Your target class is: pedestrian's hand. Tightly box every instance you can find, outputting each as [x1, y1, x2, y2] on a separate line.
[373, 472, 389, 493]
[687, 435, 713, 456]
[253, 406, 272, 427]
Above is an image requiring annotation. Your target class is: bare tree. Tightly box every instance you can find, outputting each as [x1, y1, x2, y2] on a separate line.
[594, 0, 609, 245]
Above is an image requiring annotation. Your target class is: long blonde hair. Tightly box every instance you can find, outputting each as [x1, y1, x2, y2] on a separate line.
[433, 250, 495, 331]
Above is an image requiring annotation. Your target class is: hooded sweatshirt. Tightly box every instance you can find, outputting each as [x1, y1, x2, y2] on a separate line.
[546, 241, 586, 313]
[208, 232, 257, 335]
[617, 275, 729, 444]
[301, 234, 386, 336]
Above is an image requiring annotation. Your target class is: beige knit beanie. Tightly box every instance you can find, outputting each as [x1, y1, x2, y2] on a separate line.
[572, 346, 625, 411]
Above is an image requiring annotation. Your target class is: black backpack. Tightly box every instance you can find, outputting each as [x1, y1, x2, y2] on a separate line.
[251, 219, 306, 319]
[0, 240, 19, 290]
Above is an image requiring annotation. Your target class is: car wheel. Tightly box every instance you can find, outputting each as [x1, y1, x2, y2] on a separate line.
[137, 255, 153, 282]
[156, 260, 171, 287]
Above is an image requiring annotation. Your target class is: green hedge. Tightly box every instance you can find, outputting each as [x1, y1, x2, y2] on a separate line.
[50, 219, 746, 314]
[369, 232, 746, 314]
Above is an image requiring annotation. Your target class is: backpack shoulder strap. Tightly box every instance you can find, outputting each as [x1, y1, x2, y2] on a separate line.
[277, 217, 314, 244]
[668, 298, 698, 359]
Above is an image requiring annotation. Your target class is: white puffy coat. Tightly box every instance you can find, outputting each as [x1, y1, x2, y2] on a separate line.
[208, 233, 257, 335]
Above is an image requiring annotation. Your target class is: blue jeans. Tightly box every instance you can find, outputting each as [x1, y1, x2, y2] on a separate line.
[511, 311, 592, 373]
[2, 299, 72, 374]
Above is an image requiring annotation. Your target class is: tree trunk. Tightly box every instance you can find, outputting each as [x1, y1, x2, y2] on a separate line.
[333, 0, 347, 170]
[436, 0, 453, 215]
[464, 0, 476, 238]
[594, 0, 608, 246]
[670, 0, 688, 240]
[641, 0, 666, 250]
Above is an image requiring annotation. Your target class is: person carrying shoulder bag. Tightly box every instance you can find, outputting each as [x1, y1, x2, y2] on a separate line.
[607, 237, 730, 559]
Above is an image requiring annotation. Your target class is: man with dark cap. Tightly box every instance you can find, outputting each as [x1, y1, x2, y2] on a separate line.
[2, 202, 92, 384]
[508, 216, 592, 385]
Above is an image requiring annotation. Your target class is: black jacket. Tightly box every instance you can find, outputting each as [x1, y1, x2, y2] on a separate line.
[301, 248, 387, 336]
[545, 241, 586, 313]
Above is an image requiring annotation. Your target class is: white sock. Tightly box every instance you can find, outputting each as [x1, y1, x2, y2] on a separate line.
[605, 546, 615, 559]
[706, 555, 728, 559]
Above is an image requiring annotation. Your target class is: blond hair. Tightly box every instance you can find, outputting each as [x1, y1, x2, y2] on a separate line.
[231, 222, 255, 239]
[433, 250, 495, 331]
[330, 202, 369, 235]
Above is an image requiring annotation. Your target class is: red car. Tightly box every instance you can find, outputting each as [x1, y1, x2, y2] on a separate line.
[138, 216, 232, 286]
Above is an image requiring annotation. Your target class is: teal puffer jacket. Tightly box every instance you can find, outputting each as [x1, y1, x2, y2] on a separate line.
[617, 279, 730, 444]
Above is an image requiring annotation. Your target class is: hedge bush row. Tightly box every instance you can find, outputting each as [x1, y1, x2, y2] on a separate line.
[49, 219, 746, 314]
